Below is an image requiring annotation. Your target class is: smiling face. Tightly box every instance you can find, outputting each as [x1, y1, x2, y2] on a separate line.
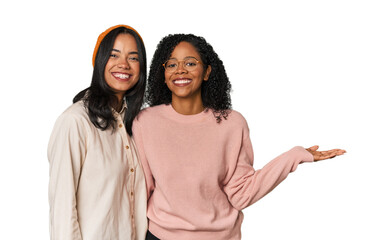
[164, 41, 211, 103]
[104, 33, 140, 101]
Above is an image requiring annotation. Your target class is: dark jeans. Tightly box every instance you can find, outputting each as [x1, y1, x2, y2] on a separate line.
[146, 230, 160, 240]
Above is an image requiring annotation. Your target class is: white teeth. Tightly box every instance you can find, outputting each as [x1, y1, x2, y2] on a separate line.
[114, 73, 130, 79]
[174, 79, 191, 84]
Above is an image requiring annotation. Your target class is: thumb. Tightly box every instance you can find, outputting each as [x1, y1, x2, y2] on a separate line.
[308, 145, 319, 151]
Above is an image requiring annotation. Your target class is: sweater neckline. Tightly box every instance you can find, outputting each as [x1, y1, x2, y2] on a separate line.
[163, 104, 211, 123]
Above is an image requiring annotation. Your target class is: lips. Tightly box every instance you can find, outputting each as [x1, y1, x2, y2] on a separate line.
[172, 78, 192, 86]
[112, 72, 131, 81]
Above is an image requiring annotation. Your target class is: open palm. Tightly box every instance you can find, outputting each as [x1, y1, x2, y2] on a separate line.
[306, 145, 346, 161]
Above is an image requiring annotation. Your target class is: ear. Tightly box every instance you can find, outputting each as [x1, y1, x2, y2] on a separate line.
[203, 65, 211, 81]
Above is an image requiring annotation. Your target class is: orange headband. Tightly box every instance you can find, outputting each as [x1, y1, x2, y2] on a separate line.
[92, 24, 143, 67]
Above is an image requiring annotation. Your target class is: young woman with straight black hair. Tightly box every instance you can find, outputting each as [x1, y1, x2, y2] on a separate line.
[48, 25, 147, 240]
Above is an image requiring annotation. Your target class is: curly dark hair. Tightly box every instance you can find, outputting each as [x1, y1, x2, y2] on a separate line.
[146, 34, 232, 122]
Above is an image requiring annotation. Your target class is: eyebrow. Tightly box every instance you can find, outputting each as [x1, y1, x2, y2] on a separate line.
[168, 56, 198, 60]
[111, 49, 139, 55]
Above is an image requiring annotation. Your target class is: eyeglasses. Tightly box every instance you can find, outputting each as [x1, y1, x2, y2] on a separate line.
[163, 57, 201, 73]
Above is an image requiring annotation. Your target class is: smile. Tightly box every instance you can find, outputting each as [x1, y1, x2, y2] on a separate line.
[173, 78, 192, 86]
[112, 72, 131, 81]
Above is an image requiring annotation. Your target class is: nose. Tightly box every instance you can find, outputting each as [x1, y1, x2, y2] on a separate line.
[175, 61, 187, 74]
[117, 57, 130, 69]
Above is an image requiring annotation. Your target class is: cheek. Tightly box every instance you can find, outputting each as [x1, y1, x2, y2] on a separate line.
[104, 69, 110, 82]
[164, 72, 171, 83]
[105, 58, 114, 69]
[132, 63, 140, 77]
[104, 61, 113, 77]
[134, 65, 141, 79]
[135, 62, 140, 72]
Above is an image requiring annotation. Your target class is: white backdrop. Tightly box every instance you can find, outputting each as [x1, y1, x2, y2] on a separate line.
[1, 0, 364, 239]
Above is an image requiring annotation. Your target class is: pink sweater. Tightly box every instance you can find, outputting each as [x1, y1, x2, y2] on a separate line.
[132, 104, 314, 240]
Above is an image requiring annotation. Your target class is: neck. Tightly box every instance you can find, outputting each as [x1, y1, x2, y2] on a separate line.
[171, 95, 204, 115]
[113, 94, 124, 112]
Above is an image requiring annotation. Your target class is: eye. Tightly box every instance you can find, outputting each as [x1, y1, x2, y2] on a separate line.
[167, 63, 177, 68]
[185, 62, 197, 67]
[165, 61, 177, 68]
[185, 59, 198, 67]
[109, 54, 118, 58]
[128, 56, 139, 62]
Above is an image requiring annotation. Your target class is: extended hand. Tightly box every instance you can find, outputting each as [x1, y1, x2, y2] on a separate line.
[306, 145, 346, 161]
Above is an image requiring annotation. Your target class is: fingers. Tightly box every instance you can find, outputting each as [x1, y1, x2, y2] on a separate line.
[324, 149, 346, 156]
[313, 148, 346, 161]
[335, 149, 346, 155]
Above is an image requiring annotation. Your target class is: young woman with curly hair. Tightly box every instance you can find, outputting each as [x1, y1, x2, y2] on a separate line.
[132, 34, 345, 240]
[48, 25, 147, 240]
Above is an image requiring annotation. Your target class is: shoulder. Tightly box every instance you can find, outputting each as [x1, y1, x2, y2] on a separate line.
[48, 102, 91, 156]
[216, 109, 251, 141]
[224, 109, 249, 128]
[132, 104, 173, 135]
[134, 104, 168, 123]
[53, 101, 90, 129]
[214, 109, 250, 136]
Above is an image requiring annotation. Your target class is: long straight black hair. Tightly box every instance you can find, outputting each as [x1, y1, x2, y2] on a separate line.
[73, 27, 146, 136]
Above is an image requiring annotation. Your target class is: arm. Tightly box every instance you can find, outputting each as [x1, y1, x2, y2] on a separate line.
[132, 119, 155, 199]
[48, 113, 85, 240]
[223, 123, 314, 211]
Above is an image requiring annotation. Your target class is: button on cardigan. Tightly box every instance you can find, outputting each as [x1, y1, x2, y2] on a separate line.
[132, 104, 313, 240]
[48, 101, 147, 240]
